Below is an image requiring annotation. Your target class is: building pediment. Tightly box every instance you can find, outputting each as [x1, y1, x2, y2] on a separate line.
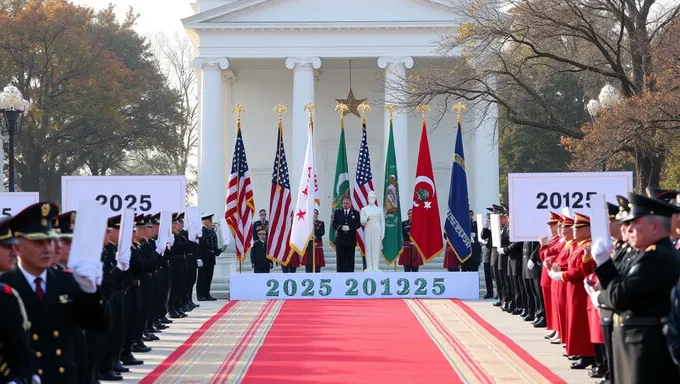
[183, 0, 458, 32]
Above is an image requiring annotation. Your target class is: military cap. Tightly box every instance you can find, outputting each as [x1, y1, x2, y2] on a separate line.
[134, 214, 146, 227]
[615, 195, 630, 221]
[151, 213, 161, 225]
[492, 204, 507, 216]
[607, 203, 620, 220]
[573, 213, 591, 228]
[622, 192, 680, 222]
[561, 215, 574, 227]
[108, 215, 121, 228]
[171, 212, 180, 222]
[0, 216, 18, 246]
[201, 212, 214, 220]
[9, 202, 60, 241]
[143, 214, 154, 228]
[486, 207, 494, 213]
[547, 211, 560, 225]
[53, 211, 76, 239]
[645, 186, 680, 203]
[177, 212, 185, 221]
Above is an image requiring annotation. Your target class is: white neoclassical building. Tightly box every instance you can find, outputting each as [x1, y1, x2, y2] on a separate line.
[183, 0, 499, 230]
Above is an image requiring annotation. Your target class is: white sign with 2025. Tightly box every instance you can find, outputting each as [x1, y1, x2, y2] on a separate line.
[230, 272, 480, 300]
[61, 176, 186, 215]
[508, 171, 633, 242]
[0, 192, 39, 217]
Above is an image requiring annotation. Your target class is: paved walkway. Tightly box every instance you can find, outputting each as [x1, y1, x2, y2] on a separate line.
[119, 299, 598, 383]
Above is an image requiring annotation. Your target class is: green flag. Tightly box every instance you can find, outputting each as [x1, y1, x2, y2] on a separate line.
[382, 120, 403, 264]
[329, 119, 351, 249]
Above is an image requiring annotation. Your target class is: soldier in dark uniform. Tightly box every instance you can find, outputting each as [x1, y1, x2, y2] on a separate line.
[137, 216, 161, 342]
[251, 231, 272, 273]
[149, 213, 172, 327]
[178, 214, 199, 312]
[459, 209, 482, 272]
[591, 192, 680, 384]
[128, 215, 152, 353]
[197, 213, 224, 301]
[302, 209, 325, 273]
[168, 214, 198, 318]
[482, 207, 505, 306]
[521, 241, 542, 324]
[253, 209, 269, 242]
[399, 209, 422, 272]
[0, 216, 39, 384]
[0, 202, 110, 384]
[480, 212, 494, 299]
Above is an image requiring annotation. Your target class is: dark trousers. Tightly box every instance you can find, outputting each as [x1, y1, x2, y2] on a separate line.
[282, 266, 297, 273]
[404, 265, 420, 272]
[305, 264, 320, 273]
[336, 244, 355, 272]
[522, 278, 535, 315]
[196, 263, 215, 298]
[169, 257, 187, 312]
[254, 268, 270, 273]
[136, 274, 153, 340]
[483, 262, 494, 297]
[85, 330, 103, 384]
[602, 323, 614, 382]
[184, 254, 198, 304]
[447, 268, 460, 272]
[122, 284, 141, 356]
[493, 268, 506, 302]
[512, 275, 524, 309]
[531, 276, 545, 318]
[146, 272, 159, 329]
[74, 327, 87, 384]
[101, 291, 124, 374]
[362, 257, 367, 271]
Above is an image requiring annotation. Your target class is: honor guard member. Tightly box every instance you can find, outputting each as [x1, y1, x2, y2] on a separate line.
[665, 192, 680, 366]
[130, 215, 153, 351]
[177, 214, 199, 312]
[590, 193, 680, 384]
[150, 213, 172, 326]
[253, 209, 269, 242]
[197, 213, 224, 301]
[480, 211, 495, 299]
[147, 213, 170, 331]
[646, 187, 680, 250]
[399, 209, 422, 272]
[302, 209, 326, 273]
[138, 216, 161, 342]
[250, 231, 272, 273]
[0, 202, 110, 384]
[461, 209, 482, 272]
[0, 216, 40, 384]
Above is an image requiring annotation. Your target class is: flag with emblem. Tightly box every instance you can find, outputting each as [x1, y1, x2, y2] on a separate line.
[224, 126, 255, 262]
[410, 120, 443, 262]
[289, 116, 319, 255]
[445, 121, 472, 263]
[381, 120, 402, 264]
[351, 120, 375, 256]
[329, 117, 351, 249]
[266, 121, 293, 265]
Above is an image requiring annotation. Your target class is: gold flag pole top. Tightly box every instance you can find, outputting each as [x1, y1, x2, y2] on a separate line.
[358, 102, 371, 125]
[274, 104, 288, 123]
[385, 104, 398, 122]
[416, 104, 431, 122]
[304, 102, 317, 125]
[273, 104, 287, 192]
[233, 104, 246, 128]
[453, 102, 466, 124]
[335, 103, 349, 128]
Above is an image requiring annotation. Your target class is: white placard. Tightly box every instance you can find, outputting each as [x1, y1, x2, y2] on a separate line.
[229, 272, 480, 300]
[68, 201, 109, 265]
[157, 211, 171, 250]
[61, 176, 186, 215]
[116, 209, 135, 266]
[476, 213, 483, 241]
[508, 172, 632, 241]
[0, 192, 39, 217]
[217, 217, 232, 246]
[589, 194, 611, 242]
[490, 214, 501, 248]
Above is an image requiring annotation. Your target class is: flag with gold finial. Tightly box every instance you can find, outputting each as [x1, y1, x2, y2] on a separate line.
[289, 103, 320, 255]
[329, 103, 352, 249]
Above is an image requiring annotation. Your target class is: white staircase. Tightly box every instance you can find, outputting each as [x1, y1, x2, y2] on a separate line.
[209, 246, 490, 299]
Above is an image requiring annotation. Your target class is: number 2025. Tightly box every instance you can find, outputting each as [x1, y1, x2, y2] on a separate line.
[536, 192, 596, 210]
[265, 277, 446, 297]
[95, 194, 152, 212]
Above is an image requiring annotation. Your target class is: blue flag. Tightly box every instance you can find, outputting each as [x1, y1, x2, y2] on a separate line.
[444, 123, 472, 263]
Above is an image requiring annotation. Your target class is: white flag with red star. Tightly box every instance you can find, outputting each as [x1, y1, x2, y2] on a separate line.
[289, 120, 319, 255]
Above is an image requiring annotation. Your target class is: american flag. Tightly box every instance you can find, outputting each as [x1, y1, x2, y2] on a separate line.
[224, 127, 255, 262]
[266, 124, 293, 265]
[351, 122, 375, 256]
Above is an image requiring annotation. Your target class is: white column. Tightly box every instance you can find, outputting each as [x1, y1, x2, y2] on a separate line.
[378, 56, 414, 220]
[285, 57, 321, 191]
[474, 101, 500, 214]
[194, 57, 229, 218]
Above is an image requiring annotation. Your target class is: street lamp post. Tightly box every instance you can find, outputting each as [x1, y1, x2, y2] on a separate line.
[0, 85, 30, 192]
[586, 84, 622, 173]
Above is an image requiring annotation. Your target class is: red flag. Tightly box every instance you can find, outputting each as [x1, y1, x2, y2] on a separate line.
[410, 121, 443, 262]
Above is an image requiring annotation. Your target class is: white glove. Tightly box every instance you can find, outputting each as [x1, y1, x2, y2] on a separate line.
[592, 238, 614, 266]
[527, 260, 535, 270]
[95, 261, 103, 286]
[471, 233, 476, 240]
[117, 248, 131, 265]
[498, 248, 505, 255]
[197, 259, 204, 268]
[479, 239, 487, 245]
[538, 236, 550, 246]
[584, 278, 596, 295]
[220, 245, 228, 252]
[156, 246, 165, 255]
[342, 225, 350, 232]
[71, 261, 100, 294]
[588, 290, 601, 308]
[33, 374, 41, 384]
[549, 271, 562, 281]
[116, 261, 129, 271]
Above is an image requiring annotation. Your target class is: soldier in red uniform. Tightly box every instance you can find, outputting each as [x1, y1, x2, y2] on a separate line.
[539, 212, 562, 338]
[549, 215, 576, 345]
[301, 209, 326, 273]
[443, 232, 460, 271]
[555, 213, 595, 369]
[399, 209, 423, 272]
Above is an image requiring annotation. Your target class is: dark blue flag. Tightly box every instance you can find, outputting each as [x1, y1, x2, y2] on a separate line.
[444, 123, 472, 262]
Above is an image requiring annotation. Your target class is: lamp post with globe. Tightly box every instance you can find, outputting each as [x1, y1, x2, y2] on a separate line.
[586, 84, 622, 172]
[0, 84, 30, 192]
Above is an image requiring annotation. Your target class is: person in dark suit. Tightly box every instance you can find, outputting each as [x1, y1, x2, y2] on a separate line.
[197, 213, 224, 301]
[251, 231, 272, 273]
[460, 209, 482, 272]
[521, 241, 541, 324]
[0, 216, 39, 384]
[332, 198, 361, 272]
[252, 210, 269, 242]
[0, 202, 110, 384]
[480, 212, 494, 299]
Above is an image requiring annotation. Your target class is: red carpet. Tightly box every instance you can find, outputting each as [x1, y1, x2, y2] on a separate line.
[240, 299, 462, 383]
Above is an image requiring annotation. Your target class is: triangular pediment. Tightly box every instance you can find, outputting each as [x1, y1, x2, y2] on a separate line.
[183, 0, 457, 28]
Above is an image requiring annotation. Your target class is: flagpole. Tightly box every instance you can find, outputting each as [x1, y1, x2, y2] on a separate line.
[385, 104, 399, 273]
[334, 103, 349, 273]
[305, 102, 317, 273]
[233, 104, 246, 274]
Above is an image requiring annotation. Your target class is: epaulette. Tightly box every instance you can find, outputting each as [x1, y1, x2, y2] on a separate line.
[582, 252, 593, 263]
[1, 284, 31, 330]
[646, 244, 657, 252]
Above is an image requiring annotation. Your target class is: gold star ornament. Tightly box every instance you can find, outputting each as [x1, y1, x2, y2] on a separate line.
[335, 88, 367, 118]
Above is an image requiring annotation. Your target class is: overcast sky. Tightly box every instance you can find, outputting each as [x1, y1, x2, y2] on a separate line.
[72, 0, 194, 38]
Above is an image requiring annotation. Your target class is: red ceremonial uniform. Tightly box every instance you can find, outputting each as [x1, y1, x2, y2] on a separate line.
[300, 220, 326, 267]
[560, 238, 595, 357]
[443, 233, 460, 270]
[399, 220, 423, 267]
[540, 235, 562, 331]
[586, 274, 604, 344]
[552, 239, 575, 341]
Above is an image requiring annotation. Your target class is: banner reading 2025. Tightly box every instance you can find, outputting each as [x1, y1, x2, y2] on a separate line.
[229, 272, 480, 300]
[61, 176, 186, 215]
[508, 172, 632, 242]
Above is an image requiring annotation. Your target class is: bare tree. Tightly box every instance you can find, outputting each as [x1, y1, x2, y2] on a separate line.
[400, 0, 680, 188]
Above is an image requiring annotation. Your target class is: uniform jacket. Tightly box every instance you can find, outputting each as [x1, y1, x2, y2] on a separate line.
[522, 241, 541, 279]
[0, 282, 38, 384]
[331, 208, 361, 247]
[199, 226, 223, 266]
[250, 240, 270, 269]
